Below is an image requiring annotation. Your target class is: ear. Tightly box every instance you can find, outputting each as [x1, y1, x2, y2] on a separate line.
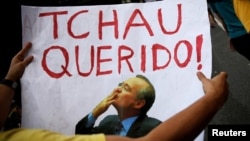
[134, 99, 145, 109]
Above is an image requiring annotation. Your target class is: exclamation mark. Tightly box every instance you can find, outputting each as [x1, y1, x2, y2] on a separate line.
[196, 34, 203, 70]
[141, 45, 146, 73]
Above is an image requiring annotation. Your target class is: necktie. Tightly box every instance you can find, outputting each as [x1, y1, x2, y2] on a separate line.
[115, 122, 126, 136]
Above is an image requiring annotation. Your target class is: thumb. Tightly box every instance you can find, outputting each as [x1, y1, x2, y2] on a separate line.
[196, 71, 207, 82]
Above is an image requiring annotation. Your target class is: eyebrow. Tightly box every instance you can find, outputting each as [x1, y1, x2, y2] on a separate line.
[118, 82, 132, 92]
[118, 82, 123, 86]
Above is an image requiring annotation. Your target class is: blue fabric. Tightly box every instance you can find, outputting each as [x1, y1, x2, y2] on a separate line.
[86, 113, 96, 127]
[210, 0, 247, 38]
[120, 116, 138, 136]
[87, 113, 138, 136]
[76, 114, 162, 137]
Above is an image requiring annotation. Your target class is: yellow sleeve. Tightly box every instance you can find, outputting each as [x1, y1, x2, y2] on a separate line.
[233, 0, 250, 32]
[0, 128, 105, 141]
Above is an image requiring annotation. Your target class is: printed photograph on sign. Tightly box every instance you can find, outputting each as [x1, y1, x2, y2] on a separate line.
[21, 0, 211, 140]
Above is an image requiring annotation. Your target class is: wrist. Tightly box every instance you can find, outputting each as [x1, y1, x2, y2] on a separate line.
[92, 110, 101, 119]
[5, 74, 18, 82]
[0, 79, 18, 90]
[203, 93, 225, 109]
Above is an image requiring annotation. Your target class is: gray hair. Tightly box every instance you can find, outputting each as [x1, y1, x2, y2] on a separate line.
[135, 74, 155, 115]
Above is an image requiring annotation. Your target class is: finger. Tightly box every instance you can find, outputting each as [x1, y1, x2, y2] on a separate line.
[211, 72, 228, 82]
[218, 72, 228, 79]
[196, 71, 207, 82]
[109, 89, 119, 97]
[108, 93, 118, 101]
[107, 100, 116, 105]
[17, 42, 32, 57]
[23, 55, 34, 66]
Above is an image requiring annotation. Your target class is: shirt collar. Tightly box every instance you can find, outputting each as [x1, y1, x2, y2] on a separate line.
[121, 116, 138, 132]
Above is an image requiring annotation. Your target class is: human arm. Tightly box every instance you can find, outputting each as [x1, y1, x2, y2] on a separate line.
[0, 42, 33, 128]
[75, 114, 95, 134]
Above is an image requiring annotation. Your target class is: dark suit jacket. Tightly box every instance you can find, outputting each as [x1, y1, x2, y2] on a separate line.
[75, 114, 162, 137]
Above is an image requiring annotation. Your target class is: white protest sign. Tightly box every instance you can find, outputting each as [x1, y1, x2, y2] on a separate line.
[21, 1, 211, 140]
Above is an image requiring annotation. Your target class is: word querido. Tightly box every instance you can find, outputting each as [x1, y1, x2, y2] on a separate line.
[26, 3, 205, 78]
